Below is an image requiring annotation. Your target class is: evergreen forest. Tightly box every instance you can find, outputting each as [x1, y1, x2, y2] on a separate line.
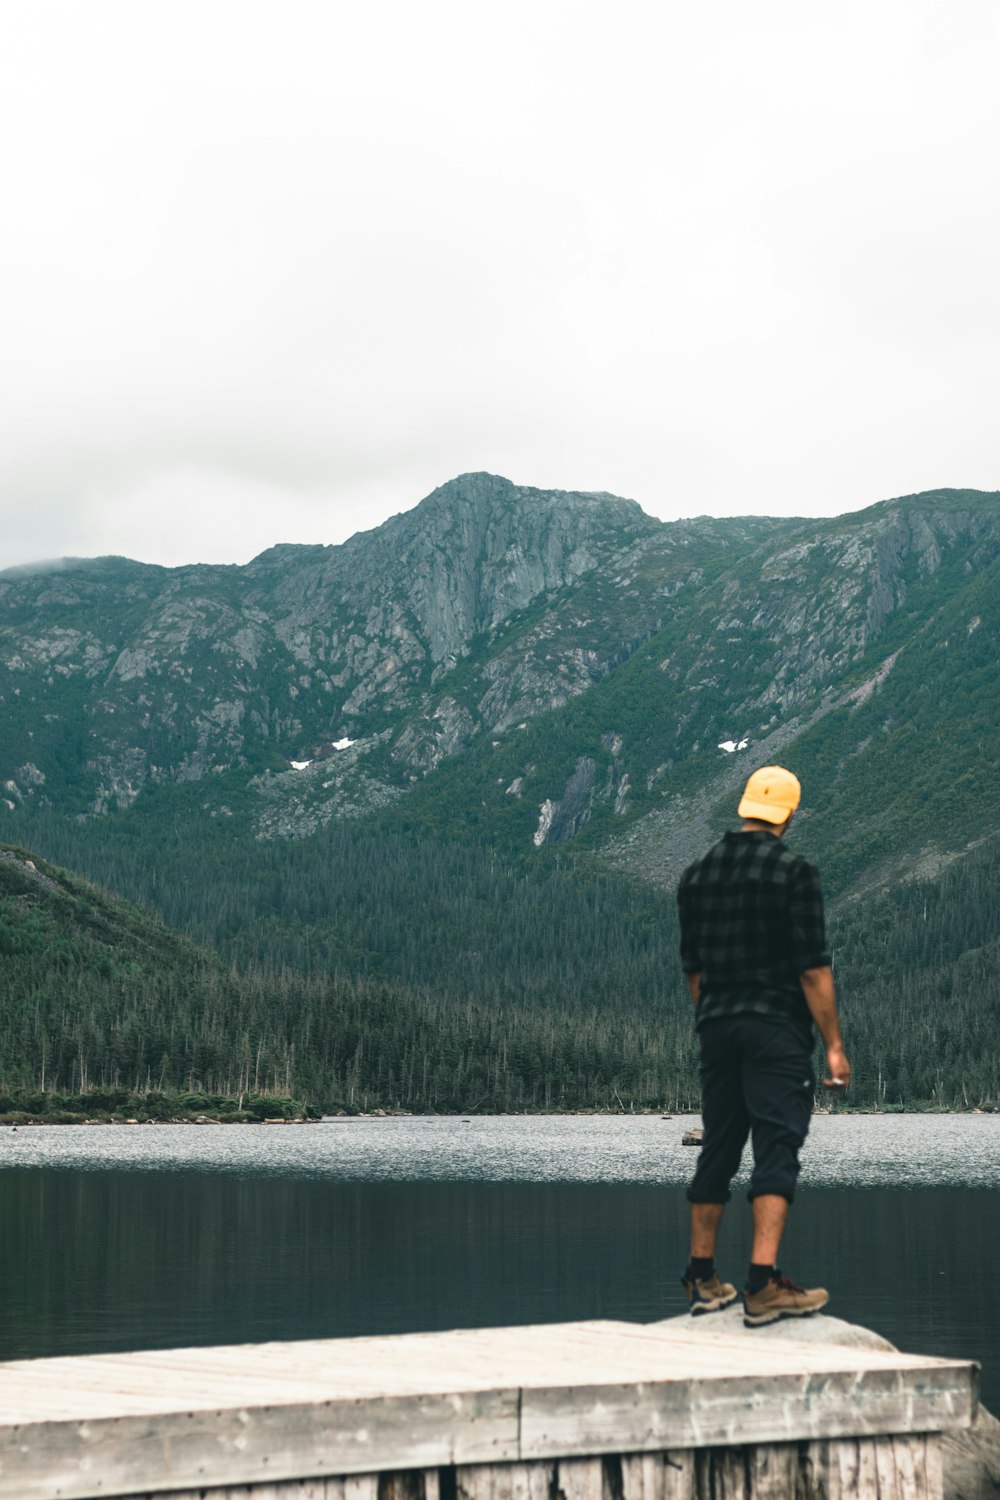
[3, 816, 998, 1116]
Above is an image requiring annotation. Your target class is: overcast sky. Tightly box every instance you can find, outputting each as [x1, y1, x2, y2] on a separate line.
[2, 0, 998, 569]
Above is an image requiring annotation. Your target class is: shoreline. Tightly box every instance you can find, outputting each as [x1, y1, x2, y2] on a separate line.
[3, 1105, 997, 1126]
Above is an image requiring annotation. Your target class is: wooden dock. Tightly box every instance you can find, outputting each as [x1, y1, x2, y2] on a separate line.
[0, 1319, 978, 1500]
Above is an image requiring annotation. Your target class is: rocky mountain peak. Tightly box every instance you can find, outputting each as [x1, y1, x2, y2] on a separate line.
[413, 470, 519, 512]
[413, 470, 652, 522]
[2, 480, 998, 851]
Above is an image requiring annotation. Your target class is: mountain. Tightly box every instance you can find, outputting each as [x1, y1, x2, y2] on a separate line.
[2, 471, 1000, 1111]
[409, 483, 999, 900]
[4, 474, 997, 897]
[0, 472, 771, 825]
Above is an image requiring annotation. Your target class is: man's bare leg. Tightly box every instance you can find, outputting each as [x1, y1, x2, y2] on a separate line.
[690, 1202, 725, 1259]
[750, 1194, 788, 1266]
[744, 1193, 829, 1322]
[685, 1202, 738, 1311]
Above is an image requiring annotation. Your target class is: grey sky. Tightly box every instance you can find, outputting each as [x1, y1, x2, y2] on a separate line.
[3, 0, 998, 568]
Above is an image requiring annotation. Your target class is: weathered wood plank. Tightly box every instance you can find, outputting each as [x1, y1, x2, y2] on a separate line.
[457, 1461, 553, 1500]
[0, 1323, 976, 1426]
[620, 1451, 664, 1500]
[0, 1319, 974, 1499]
[519, 1363, 975, 1460]
[98, 1435, 951, 1500]
[830, 1437, 861, 1498]
[552, 1456, 605, 1500]
[154, 1484, 335, 1499]
[745, 1443, 799, 1500]
[909, 1435, 931, 1500]
[344, 1476, 380, 1500]
[661, 1452, 696, 1500]
[800, 1440, 830, 1500]
[455, 1461, 494, 1500]
[872, 1436, 901, 1500]
[924, 1434, 944, 1499]
[0, 1391, 518, 1500]
[895, 1434, 920, 1498]
[855, 1436, 880, 1498]
[511, 1461, 551, 1500]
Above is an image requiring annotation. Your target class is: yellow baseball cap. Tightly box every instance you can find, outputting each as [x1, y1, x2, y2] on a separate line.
[738, 765, 801, 824]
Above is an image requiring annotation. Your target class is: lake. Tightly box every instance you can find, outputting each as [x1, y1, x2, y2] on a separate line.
[1, 1114, 997, 1408]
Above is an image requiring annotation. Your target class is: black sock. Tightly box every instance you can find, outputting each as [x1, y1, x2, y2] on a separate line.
[747, 1262, 773, 1291]
[689, 1255, 715, 1281]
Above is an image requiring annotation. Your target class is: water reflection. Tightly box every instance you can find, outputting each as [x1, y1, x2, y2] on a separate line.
[1, 1171, 996, 1409]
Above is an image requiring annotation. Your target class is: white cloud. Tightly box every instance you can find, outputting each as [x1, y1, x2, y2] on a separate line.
[1, 0, 998, 568]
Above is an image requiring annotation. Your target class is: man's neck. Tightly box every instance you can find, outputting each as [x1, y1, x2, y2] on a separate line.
[740, 819, 784, 837]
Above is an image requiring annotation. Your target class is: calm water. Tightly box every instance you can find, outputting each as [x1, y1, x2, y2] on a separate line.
[1, 1115, 998, 1407]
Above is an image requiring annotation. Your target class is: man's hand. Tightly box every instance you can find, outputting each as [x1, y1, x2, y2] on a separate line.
[800, 966, 850, 1090]
[822, 1042, 851, 1091]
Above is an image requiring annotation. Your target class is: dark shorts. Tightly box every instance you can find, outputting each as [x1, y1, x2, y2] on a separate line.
[687, 1013, 815, 1206]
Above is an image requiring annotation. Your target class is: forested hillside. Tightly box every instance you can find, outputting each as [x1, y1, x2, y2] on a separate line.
[3, 828, 998, 1113]
[0, 842, 702, 1113]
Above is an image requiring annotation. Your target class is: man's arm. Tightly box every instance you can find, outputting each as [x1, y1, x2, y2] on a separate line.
[677, 876, 702, 1006]
[789, 858, 849, 1089]
[799, 966, 851, 1090]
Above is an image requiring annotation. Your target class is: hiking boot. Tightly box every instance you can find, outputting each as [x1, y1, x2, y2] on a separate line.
[681, 1269, 738, 1316]
[743, 1269, 829, 1327]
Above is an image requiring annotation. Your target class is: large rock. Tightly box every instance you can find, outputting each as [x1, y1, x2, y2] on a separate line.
[656, 1306, 1000, 1499]
[943, 1409, 1000, 1500]
[657, 1302, 894, 1349]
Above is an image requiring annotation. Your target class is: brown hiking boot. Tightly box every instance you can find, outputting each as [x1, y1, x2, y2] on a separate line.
[742, 1270, 829, 1327]
[682, 1269, 739, 1316]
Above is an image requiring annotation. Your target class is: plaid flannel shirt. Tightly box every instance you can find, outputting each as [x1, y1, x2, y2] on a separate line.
[677, 830, 831, 1032]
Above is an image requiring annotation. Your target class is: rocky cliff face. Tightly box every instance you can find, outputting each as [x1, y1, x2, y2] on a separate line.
[0, 473, 754, 826]
[1, 479, 998, 867]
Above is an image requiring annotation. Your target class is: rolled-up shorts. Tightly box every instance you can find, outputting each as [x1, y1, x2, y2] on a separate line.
[686, 1013, 815, 1205]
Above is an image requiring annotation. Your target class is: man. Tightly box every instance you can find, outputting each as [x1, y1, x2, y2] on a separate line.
[676, 765, 850, 1327]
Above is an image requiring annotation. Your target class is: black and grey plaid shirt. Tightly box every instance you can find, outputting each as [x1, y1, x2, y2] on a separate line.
[677, 830, 831, 1032]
